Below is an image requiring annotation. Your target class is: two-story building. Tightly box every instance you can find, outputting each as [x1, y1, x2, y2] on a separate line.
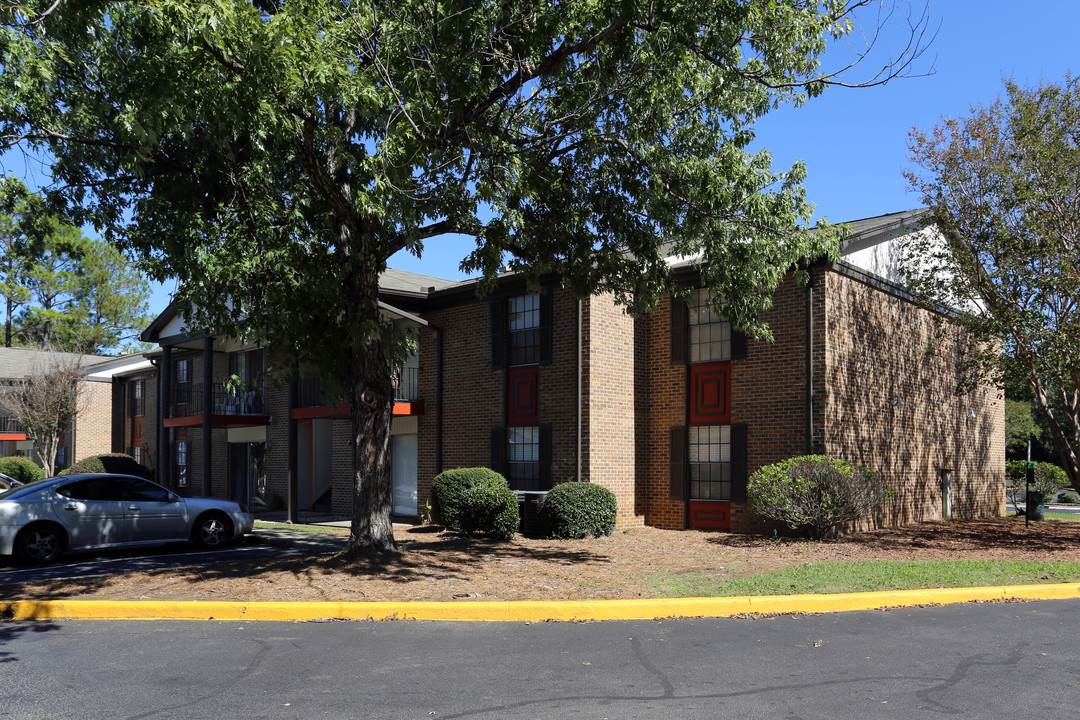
[115, 210, 1005, 533]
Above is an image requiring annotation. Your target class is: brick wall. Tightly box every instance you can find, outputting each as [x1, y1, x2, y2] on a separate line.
[74, 380, 114, 463]
[640, 295, 687, 529]
[823, 268, 1005, 527]
[583, 293, 644, 527]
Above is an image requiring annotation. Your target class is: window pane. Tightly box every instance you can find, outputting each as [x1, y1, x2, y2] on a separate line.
[688, 288, 732, 363]
[688, 424, 732, 501]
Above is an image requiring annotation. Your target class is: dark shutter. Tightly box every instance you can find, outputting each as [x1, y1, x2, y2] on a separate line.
[669, 426, 686, 500]
[490, 426, 505, 475]
[670, 297, 687, 364]
[730, 423, 748, 502]
[539, 291, 553, 365]
[731, 330, 748, 360]
[111, 380, 125, 453]
[539, 424, 552, 490]
[490, 299, 504, 370]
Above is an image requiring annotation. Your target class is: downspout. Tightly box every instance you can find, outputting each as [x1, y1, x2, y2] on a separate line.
[576, 298, 583, 482]
[202, 337, 212, 496]
[434, 323, 444, 475]
[806, 274, 814, 454]
[287, 351, 299, 523]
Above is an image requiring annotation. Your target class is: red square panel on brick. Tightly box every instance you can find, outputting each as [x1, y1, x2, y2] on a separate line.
[688, 501, 730, 530]
[689, 363, 731, 424]
[508, 367, 539, 424]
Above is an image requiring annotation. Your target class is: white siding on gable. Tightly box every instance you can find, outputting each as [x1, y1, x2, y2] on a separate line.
[841, 225, 943, 287]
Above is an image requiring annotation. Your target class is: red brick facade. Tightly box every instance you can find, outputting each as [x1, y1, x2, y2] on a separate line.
[133, 247, 1004, 537]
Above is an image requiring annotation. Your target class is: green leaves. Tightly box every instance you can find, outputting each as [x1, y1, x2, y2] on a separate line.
[905, 75, 1080, 491]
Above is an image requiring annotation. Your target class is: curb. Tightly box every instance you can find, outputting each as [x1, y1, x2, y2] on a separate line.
[4, 583, 1080, 622]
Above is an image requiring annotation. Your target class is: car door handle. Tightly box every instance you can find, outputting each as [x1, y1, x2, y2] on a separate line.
[128, 505, 141, 511]
[63, 503, 79, 511]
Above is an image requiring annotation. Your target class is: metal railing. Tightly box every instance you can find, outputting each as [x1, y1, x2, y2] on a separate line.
[0, 416, 22, 433]
[170, 383, 267, 417]
[297, 366, 419, 408]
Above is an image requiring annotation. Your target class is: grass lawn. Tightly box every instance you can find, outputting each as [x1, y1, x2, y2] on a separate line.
[254, 520, 349, 535]
[650, 560, 1080, 598]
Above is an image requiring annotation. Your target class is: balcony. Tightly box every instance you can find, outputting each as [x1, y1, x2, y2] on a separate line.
[0, 416, 26, 440]
[293, 366, 422, 419]
[164, 383, 271, 428]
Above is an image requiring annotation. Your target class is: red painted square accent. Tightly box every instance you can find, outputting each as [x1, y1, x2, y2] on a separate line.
[689, 363, 731, 424]
[508, 367, 539, 424]
[688, 501, 730, 530]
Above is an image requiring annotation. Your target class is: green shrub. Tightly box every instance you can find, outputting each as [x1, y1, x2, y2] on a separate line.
[1005, 461, 1068, 513]
[748, 455, 888, 539]
[458, 483, 520, 539]
[539, 482, 618, 539]
[60, 453, 154, 481]
[1059, 491, 1080, 504]
[0, 456, 46, 484]
[430, 467, 510, 532]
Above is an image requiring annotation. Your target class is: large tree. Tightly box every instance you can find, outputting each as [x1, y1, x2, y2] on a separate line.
[904, 76, 1080, 491]
[1, 1, 930, 555]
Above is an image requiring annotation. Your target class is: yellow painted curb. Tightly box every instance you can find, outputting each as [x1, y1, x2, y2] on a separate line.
[3, 583, 1080, 622]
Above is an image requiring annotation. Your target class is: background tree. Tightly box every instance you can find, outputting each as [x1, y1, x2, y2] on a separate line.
[15, 235, 152, 353]
[0, 177, 151, 353]
[0, 352, 87, 476]
[0, 1, 931, 554]
[0, 176, 42, 347]
[904, 76, 1080, 491]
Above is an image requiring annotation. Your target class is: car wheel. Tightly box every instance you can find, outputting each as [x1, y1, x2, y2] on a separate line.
[14, 524, 66, 565]
[193, 512, 232, 548]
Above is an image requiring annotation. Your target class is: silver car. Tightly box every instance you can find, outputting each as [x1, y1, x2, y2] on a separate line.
[0, 473, 254, 564]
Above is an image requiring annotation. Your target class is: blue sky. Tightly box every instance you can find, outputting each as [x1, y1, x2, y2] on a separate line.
[4, 1, 1077, 319]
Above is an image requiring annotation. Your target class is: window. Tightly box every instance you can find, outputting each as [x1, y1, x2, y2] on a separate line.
[507, 425, 540, 490]
[116, 477, 171, 503]
[55, 446, 66, 470]
[175, 440, 188, 488]
[688, 288, 732, 363]
[174, 358, 192, 406]
[688, 425, 731, 500]
[130, 379, 145, 417]
[507, 293, 541, 366]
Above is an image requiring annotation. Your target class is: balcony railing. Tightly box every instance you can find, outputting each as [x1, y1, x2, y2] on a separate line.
[297, 366, 419, 408]
[0, 416, 22, 433]
[170, 383, 267, 418]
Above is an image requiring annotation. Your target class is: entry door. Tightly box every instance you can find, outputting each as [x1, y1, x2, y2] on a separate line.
[229, 442, 267, 508]
[941, 470, 953, 520]
[391, 433, 418, 517]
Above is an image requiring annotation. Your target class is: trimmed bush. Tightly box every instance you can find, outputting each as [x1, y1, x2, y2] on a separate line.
[458, 483, 520, 539]
[60, 453, 154, 481]
[0, 456, 46, 484]
[748, 455, 888, 539]
[430, 467, 510, 532]
[540, 482, 617, 539]
[1005, 461, 1068, 513]
[1059, 491, 1080, 504]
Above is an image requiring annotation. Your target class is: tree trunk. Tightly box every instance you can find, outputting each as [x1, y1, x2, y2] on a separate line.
[340, 265, 399, 557]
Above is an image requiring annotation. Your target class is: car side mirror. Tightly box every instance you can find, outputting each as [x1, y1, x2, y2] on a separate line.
[168, 493, 181, 503]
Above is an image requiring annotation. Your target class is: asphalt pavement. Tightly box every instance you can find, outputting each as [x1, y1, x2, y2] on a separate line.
[2, 599, 1078, 719]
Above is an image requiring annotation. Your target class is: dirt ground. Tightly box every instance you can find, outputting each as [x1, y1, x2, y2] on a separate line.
[6, 517, 1080, 603]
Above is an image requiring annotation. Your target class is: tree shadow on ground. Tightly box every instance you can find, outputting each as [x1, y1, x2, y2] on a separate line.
[3, 527, 615, 600]
[0, 619, 62, 665]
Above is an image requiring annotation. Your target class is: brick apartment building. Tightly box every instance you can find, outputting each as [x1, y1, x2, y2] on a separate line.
[117, 210, 1005, 533]
[0, 346, 118, 470]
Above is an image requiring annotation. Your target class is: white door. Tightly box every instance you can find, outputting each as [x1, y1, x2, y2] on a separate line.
[391, 433, 418, 517]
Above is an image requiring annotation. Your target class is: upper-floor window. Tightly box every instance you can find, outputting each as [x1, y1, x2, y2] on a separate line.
[688, 288, 732, 363]
[174, 358, 192, 405]
[507, 293, 541, 366]
[129, 379, 145, 417]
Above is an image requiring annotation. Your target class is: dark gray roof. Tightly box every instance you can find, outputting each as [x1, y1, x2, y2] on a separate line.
[0, 347, 113, 380]
[838, 208, 930, 251]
